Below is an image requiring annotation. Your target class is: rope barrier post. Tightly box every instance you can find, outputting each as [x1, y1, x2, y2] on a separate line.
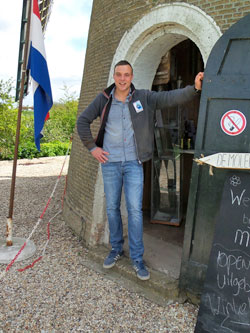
[0, 141, 71, 278]
[0, 0, 37, 273]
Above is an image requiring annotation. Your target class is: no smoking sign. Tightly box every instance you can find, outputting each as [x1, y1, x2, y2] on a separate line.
[220, 110, 247, 136]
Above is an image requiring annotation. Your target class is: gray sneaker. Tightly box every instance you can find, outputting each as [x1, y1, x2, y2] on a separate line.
[103, 249, 124, 269]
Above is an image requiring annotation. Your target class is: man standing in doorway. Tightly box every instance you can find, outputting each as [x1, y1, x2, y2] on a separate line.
[77, 60, 203, 280]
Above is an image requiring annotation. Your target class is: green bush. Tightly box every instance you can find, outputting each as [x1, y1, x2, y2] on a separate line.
[0, 141, 71, 160]
[39, 141, 71, 157]
[18, 141, 71, 159]
[42, 101, 77, 143]
[0, 79, 18, 158]
[42, 85, 78, 143]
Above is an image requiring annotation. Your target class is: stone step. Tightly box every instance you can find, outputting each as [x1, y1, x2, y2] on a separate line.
[80, 246, 186, 306]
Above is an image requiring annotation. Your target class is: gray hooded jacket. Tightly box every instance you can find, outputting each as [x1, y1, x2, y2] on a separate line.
[77, 82, 198, 163]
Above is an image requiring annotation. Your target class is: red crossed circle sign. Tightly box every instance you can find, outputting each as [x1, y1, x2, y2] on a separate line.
[220, 110, 247, 136]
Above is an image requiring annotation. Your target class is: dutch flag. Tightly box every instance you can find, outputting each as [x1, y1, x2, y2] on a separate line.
[27, 0, 53, 150]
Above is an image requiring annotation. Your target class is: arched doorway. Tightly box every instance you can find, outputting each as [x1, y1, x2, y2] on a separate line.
[141, 39, 204, 278]
[108, 3, 221, 86]
[90, 3, 221, 278]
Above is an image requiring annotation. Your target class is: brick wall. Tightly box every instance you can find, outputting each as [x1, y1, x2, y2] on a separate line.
[63, 0, 250, 243]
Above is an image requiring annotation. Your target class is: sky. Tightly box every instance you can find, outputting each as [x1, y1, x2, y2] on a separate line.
[0, 0, 93, 106]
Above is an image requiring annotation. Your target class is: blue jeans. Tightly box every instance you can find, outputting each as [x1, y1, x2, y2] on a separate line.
[101, 160, 144, 261]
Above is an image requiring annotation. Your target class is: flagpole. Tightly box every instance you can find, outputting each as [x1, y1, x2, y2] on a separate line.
[7, 0, 32, 246]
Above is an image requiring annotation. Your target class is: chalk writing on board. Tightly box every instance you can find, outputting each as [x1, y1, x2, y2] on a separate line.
[243, 213, 250, 227]
[204, 293, 250, 331]
[230, 176, 241, 187]
[195, 172, 250, 332]
[230, 189, 250, 207]
[234, 229, 250, 247]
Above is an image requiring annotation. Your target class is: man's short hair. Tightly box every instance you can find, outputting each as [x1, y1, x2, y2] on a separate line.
[114, 60, 133, 73]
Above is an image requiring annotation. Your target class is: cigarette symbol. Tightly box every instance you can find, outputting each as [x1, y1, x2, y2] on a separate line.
[228, 115, 241, 131]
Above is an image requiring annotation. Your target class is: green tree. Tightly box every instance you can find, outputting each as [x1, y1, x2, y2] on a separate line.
[42, 85, 78, 143]
[0, 79, 18, 158]
[0, 80, 77, 159]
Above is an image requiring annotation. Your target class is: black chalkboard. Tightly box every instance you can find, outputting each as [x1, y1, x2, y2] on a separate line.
[195, 171, 250, 332]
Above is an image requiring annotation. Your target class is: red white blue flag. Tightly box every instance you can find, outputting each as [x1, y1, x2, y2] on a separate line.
[27, 0, 53, 150]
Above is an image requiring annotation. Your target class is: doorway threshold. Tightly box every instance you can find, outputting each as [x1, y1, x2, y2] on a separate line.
[127, 233, 183, 279]
[140, 212, 185, 279]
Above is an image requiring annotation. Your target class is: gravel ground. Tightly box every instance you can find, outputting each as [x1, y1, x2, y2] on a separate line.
[0, 156, 198, 332]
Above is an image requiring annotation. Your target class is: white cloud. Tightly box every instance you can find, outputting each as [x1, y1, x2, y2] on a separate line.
[0, 2, 23, 83]
[0, 0, 93, 105]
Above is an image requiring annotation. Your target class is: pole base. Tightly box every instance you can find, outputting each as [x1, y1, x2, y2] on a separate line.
[0, 237, 36, 264]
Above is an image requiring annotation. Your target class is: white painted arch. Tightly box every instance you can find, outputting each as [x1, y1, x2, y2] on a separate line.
[91, 3, 222, 246]
[108, 3, 222, 88]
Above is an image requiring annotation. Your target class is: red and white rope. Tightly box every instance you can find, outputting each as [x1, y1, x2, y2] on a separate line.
[0, 141, 71, 280]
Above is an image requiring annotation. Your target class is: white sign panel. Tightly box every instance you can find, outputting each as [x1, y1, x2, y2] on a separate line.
[199, 153, 250, 169]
